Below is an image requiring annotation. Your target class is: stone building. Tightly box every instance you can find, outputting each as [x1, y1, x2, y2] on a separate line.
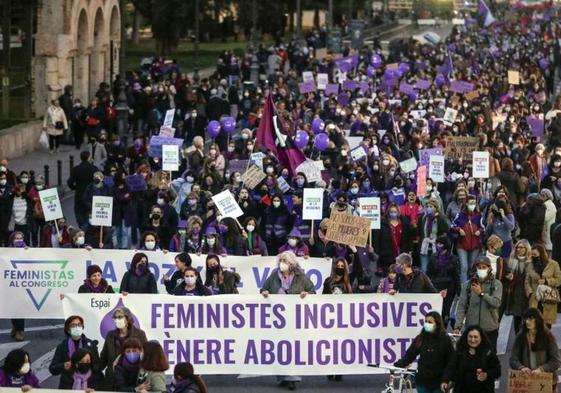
[33, 0, 121, 115]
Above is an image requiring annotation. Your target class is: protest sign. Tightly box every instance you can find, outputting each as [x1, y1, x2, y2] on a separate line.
[302, 71, 314, 83]
[91, 196, 113, 227]
[343, 79, 357, 91]
[276, 176, 291, 193]
[212, 190, 244, 218]
[358, 197, 381, 229]
[39, 188, 63, 222]
[296, 160, 322, 183]
[443, 107, 458, 123]
[399, 83, 416, 95]
[527, 117, 544, 137]
[303, 188, 324, 220]
[162, 144, 179, 171]
[162, 108, 175, 128]
[299, 82, 316, 94]
[472, 151, 490, 178]
[250, 152, 266, 170]
[148, 135, 183, 158]
[325, 212, 371, 247]
[410, 110, 426, 119]
[159, 126, 175, 138]
[508, 70, 520, 85]
[0, 248, 332, 318]
[429, 155, 445, 183]
[445, 136, 480, 161]
[415, 79, 431, 90]
[449, 80, 474, 94]
[418, 148, 443, 166]
[228, 159, 250, 175]
[324, 84, 339, 96]
[241, 165, 266, 190]
[416, 165, 427, 197]
[125, 174, 147, 192]
[347, 136, 363, 150]
[465, 90, 480, 101]
[399, 157, 418, 173]
[350, 145, 368, 162]
[317, 73, 328, 89]
[62, 293, 442, 375]
[507, 370, 552, 393]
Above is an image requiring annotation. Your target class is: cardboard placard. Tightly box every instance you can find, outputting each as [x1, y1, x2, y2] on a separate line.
[445, 136, 480, 161]
[241, 165, 266, 190]
[507, 370, 552, 393]
[428, 155, 445, 183]
[162, 144, 179, 171]
[296, 160, 322, 183]
[303, 188, 324, 220]
[465, 90, 480, 101]
[358, 197, 381, 229]
[508, 70, 520, 85]
[91, 196, 113, 227]
[472, 151, 490, 178]
[39, 188, 64, 222]
[325, 211, 371, 247]
[211, 190, 244, 218]
[400, 157, 418, 173]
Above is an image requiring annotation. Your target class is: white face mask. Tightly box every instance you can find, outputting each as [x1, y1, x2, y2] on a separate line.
[288, 238, 298, 247]
[0, 180, 6, 187]
[476, 268, 488, 280]
[145, 241, 156, 250]
[21, 177, 29, 184]
[76, 236, 85, 246]
[467, 204, 476, 212]
[273, 201, 281, 208]
[157, 198, 165, 205]
[207, 238, 216, 246]
[115, 318, 127, 329]
[246, 224, 255, 232]
[70, 326, 83, 337]
[279, 262, 290, 273]
[185, 277, 197, 286]
[19, 363, 30, 375]
[266, 167, 274, 174]
[228, 146, 235, 152]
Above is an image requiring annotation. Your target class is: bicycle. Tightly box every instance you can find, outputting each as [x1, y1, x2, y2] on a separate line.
[368, 364, 416, 393]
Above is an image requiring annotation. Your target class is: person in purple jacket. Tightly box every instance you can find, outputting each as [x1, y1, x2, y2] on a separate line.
[278, 228, 309, 257]
[0, 349, 40, 390]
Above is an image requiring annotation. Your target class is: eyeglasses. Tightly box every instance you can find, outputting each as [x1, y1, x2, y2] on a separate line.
[69, 323, 83, 328]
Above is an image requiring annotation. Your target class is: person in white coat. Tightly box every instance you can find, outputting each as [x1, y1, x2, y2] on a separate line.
[540, 189, 556, 255]
[43, 99, 68, 154]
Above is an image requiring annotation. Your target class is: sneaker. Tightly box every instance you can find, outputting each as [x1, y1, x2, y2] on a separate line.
[14, 331, 24, 341]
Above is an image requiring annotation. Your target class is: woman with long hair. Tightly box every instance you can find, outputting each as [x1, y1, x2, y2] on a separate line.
[322, 257, 353, 295]
[204, 254, 240, 294]
[510, 308, 561, 391]
[170, 362, 208, 393]
[442, 326, 501, 393]
[119, 252, 158, 295]
[173, 266, 211, 296]
[137, 341, 169, 393]
[504, 239, 532, 332]
[452, 194, 484, 283]
[394, 311, 455, 393]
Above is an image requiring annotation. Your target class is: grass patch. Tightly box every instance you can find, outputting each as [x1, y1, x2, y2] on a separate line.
[124, 39, 249, 73]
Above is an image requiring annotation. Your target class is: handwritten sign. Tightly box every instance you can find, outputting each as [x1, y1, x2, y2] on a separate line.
[472, 151, 490, 178]
[325, 212, 371, 248]
[443, 107, 458, 123]
[241, 165, 266, 190]
[508, 70, 520, 85]
[358, 197, 381, 229]
[350, 145, 368, 162]
[507, 370, 552, 393]
[302, 71, 314, 83]
[317, 73, 328, 90]
[162, 109, 175, 128]
[419, 148, 443, 166]
[445, 136, 480, 161]
[91, 196, 113, 227]
[296, 160, 322, 183]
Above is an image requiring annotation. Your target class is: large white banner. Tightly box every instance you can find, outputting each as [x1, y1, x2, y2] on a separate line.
[0, 248, 331, 319]
[62, 293, 442, 376]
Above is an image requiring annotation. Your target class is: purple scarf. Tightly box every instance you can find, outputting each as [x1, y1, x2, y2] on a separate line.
[72, 370, 92, 390]
[383, 277, 395, 293]
[278, 271, 295, 294]
[171, 379, 192, 393]
[67, 338, 82, 359]
[425, 214, 436, 236]
[120, 355, 140, 373]
[83, 278, 107, 293]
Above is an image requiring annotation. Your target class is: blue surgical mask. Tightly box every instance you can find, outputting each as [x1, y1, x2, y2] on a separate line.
[426, 206, 435, 216]
[389, 212, 399, 220]
[125, 351, 141, 364]
[423, 322, 435, 333]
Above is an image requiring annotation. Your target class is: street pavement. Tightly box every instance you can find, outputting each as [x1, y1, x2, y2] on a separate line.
[2, 20, 560, 392]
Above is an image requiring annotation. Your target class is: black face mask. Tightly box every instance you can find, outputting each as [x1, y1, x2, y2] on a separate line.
[335, 267, 345, 276]
[76, 363, 91, 374]
[152, 213, 161, 220]
[208, 266, 219, 275]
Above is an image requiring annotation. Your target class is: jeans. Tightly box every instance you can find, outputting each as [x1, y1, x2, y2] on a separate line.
[457, 248, 480, 283]
[417, 386, 441, 393]
[112, 222, 132, 249]
[420, 253, 430, 273]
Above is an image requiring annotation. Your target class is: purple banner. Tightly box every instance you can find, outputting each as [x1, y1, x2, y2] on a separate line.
[343, 79, 357, 91]
[399, 83, 416, 95]
[324, 84, 339, 96]
[148, 135, 184, 158]
[449, 80, 474, 94]
[337, 92, 350, 106]
[415, 79, 431, 90]
[418, 147, 444, 167]
[334, 55, 359, 72]
[299, 81, 317, 94]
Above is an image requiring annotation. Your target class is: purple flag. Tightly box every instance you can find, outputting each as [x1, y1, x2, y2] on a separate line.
[449, 80, 474, 94]
[334, 55, 359, 72]
[359, 82, 370, 93]
[527, 117, 544, 137]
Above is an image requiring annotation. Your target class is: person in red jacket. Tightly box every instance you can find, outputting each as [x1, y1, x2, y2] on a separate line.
[451, 195, 485, 283]
[40, 218, 71, 248]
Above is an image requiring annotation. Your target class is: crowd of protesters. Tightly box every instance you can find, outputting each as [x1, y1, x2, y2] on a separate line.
[3, 0, 561, 391]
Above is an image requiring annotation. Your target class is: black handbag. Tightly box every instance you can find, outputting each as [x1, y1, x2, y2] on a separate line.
[55, 121, 64, 130]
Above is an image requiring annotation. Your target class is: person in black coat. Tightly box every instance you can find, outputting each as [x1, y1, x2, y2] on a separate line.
[113, 338, 143, 392]
[374, 205, 414, 273]
[182, 109, 206, 144]
[0, 172, 13, 247]
[427, 236, 461, 325]
[67, 151, 97, 228]
[49, 316, 102, 389]
[78, 264, 115, 293]
[119, 252, 158, 295]
[170, 362, 208, 393]
[443, 326, 500, 393]
[163, 252, 192, 294]
[394, 253, 440, 294]
[395, 311, 455, 392]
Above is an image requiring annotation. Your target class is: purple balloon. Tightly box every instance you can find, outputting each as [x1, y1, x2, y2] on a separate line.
[207, 120, 221, 138]
[221, 117, 236, 134]
[408, 92, 417, 102]
[293, 130, 310, 149]
[371, 54, 383, 69]
[435, 74, 446, 87]
[367, 65, 376, 78]
[311, 118, 325, 134]
[314, 133, 329, 152]
[539, 58, 549, 70]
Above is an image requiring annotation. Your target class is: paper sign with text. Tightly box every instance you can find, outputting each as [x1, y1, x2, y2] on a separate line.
[325, 212, 371, 247]
[162, 144, 180, 171]
[212, 190, 244, 218]
[39, 188, 63, 222]
[358, 197, 381, 229]
[472, 151, 490, 178]
[429, 155, 445, 183]
[241, 165, 266, 190]
[91, 196, 113, 227]
[303, 188, 324, 220]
